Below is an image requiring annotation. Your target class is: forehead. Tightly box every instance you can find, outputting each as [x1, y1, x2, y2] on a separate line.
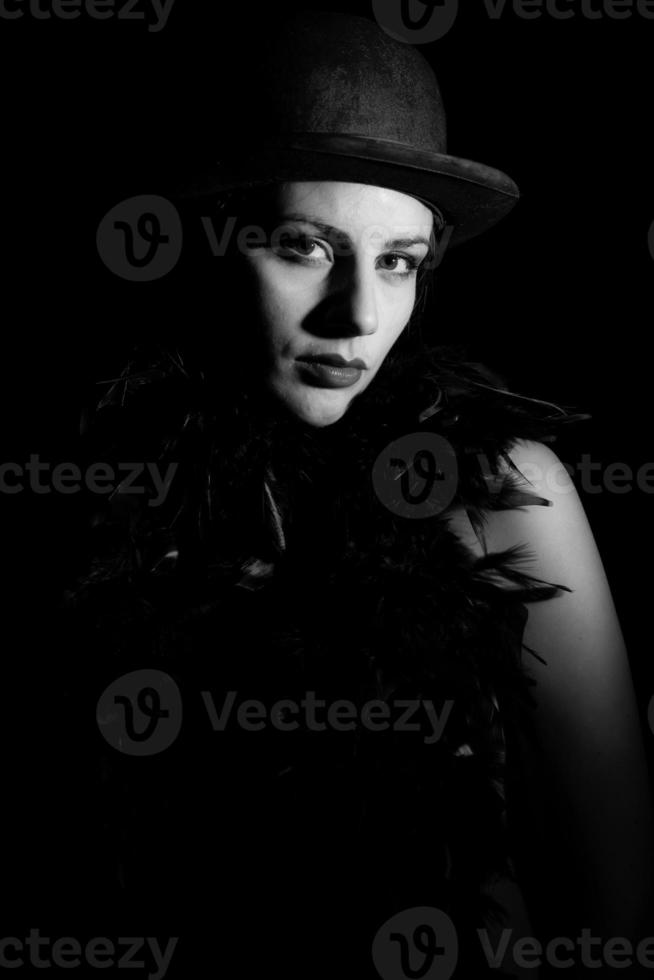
[271, 181, 434, 235]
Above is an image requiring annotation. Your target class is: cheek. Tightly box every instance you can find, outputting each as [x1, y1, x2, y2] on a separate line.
[380, 288, 416, 343]
[249, 262, 314, 335]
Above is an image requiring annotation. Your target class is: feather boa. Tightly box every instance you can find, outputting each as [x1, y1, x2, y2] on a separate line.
[64, 337, 590, 974]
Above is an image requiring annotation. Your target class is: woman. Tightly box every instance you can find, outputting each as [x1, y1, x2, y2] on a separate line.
[65, 10, 653, 978]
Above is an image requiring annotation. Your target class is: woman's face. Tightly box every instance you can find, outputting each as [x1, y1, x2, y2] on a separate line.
[241, 181, 434, 427]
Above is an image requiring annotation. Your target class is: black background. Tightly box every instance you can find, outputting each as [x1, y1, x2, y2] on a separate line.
[1, 0, 653, 970]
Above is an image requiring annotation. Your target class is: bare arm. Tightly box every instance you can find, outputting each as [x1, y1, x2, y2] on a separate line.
[481, 439, 654, 947]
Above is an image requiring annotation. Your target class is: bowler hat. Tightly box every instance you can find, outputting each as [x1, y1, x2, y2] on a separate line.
[179, 10, 519, 248]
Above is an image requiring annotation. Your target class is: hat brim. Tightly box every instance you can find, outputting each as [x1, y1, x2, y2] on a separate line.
[174, 134, 519, 249]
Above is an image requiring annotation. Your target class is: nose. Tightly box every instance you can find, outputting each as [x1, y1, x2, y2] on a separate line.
[327, 258, 379, 336]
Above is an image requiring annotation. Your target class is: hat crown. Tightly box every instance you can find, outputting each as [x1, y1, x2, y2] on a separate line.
[245, 11, 447, 154]
[179, 10, 519, 249]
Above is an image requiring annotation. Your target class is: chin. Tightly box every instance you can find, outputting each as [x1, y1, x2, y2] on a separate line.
[279, 387, 353, 428]
[294, 400, 349, 428]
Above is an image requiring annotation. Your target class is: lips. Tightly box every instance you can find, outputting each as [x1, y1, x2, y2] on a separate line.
[297, 354, 367, 370]
[295, 354, 366, 390]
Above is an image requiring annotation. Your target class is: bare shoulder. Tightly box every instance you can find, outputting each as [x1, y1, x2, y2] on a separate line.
[481, 437, 644, 764]
[485, 450, 654, 939]
[446, 438, 584, 564]
[481, 438, 611, 594]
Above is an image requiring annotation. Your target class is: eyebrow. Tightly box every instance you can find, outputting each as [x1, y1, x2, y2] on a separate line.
[277, 213, 432, 251]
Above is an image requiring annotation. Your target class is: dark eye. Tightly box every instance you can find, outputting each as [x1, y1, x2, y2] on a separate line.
[378, 253, 419, 275]
[274, 232, 331, 264]
[281, 233, 315, 255]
